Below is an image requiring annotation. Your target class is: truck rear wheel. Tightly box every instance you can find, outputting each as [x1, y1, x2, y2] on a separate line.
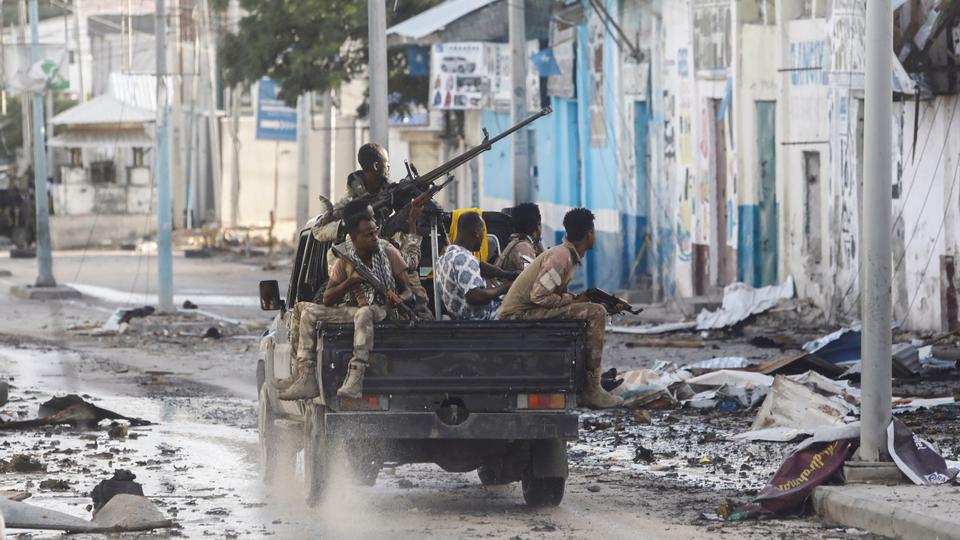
[258, 386, 295, 485]
[521, 440, 567, 506]
[521, 471, 565, 507]
[304, 402, 330, 507]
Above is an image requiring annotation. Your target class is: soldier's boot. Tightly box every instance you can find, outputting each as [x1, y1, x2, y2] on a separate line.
[278, 361, 320, 401]
[582, 368, 623, 409]
[273, 376, 295, 391]
[336, 359, 368, 399]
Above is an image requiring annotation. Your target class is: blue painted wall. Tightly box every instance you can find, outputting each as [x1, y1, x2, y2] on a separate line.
[481, 0, 649, 293]
[481, 110, 514, 204]
[737, 204, 760, 286]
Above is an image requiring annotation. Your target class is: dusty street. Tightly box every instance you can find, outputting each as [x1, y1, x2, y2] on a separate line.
[0, 251, 894, 539]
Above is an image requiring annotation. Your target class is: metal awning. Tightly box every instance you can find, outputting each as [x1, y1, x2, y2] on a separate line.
[48, 130, 153, 148]
[386, 0, 497, 43]
[51, 94, 155, 126]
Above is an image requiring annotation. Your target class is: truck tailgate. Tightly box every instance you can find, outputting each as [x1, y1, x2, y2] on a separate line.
[319, 320, 586, 396]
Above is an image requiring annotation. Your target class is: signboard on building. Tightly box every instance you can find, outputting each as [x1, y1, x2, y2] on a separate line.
[255, 78, 297, 141]
[548, 22, 576, 99]
[430, 42, 539, 111]
[692, 0, 732, 77]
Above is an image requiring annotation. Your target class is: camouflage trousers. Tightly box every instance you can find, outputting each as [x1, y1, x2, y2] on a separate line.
[288, 302, 388, 371]
[500, 302, 606, 369]
[407, 272, 434, 320]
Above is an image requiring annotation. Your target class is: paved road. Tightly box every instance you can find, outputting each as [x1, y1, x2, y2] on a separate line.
[0, 251, 866, 539]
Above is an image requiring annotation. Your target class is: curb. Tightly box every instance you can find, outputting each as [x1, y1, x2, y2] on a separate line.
[812, 486, 960, 540]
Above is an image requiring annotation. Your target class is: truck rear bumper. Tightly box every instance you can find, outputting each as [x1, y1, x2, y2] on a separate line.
[325, 411, 579, 440]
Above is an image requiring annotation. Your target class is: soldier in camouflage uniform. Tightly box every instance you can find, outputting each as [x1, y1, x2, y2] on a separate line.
[314, 143, 432, 319]
[496, 202, 544, 273]
[279, 212, 413, 401]
[498, 208, 623, 408]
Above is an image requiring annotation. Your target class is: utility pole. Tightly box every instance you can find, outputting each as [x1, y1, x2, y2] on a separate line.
[367, 0, 388, 150]
[156, 0, 174, 313]
[295, 92, 310, 227]
[200, 0, 221, 223]
[858, 0, 893, 464]
[72, 0, 85, 101]
[509, 0, 529, 204]
[28, 0, 54, 286]
[320, 90, 333, 203]
[18, 0, 31, 171]
[227, 0, 241, 227]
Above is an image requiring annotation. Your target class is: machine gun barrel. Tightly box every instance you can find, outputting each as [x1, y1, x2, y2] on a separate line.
[409, 106, 553, 187]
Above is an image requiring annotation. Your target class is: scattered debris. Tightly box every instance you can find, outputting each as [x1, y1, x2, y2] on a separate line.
[695, 276, 795, 330]
[0, 380, 8, 407]
[748, 376, 850, 435]
[633, 445, 655, 464]
[91, 470, 144, 512]
[90, 494, 173, 532]
[108, 425, 129, 439]
[586, 485, 601, 493]
[142, 371, 175, 385]
[608, 322, 697, 335]
[888, 417, 959, 485]
[397, 479, 415, 489]
[38, 479, 70, 491]
[0, 455, 45, 473]
[625, 339, 704, 349]
[688, 357, 753, 370]
[723, 439, 854, 520]
[182, 300, 199, 309]
[0, 491, 31, 502]
[0, 394, 151, 430]
[203, 327, 222, 339]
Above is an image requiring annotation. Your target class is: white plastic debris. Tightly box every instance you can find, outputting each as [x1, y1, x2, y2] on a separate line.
[695, 276, 795, 330]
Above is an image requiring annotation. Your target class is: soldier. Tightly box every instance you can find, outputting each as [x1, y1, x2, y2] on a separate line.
[496, 202, 544, 272]
[280, 212, 413, 401]
[316, 143, 432, 318]
[498, 208, 623, 409]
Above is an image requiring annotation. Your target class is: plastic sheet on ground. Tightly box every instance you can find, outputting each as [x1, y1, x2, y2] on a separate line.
[748, 375, 850, 435]
[695, 276, 795, 330]
[888, 417, 960, 485]
[686, 370, 773, 390]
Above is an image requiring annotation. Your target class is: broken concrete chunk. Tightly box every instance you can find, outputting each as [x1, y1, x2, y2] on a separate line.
[90, 494, 173, 531]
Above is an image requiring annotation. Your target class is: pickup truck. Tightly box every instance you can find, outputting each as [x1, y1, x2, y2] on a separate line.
[255, 214, 585, 507]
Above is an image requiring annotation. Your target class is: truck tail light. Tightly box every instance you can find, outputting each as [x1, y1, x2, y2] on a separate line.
[517, 393, 566, 410]
[339, 395, 389, 411]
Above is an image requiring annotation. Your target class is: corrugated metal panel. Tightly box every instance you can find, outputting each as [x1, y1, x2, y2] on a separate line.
[51, 94, 155, 126]
[387, 0, 497, 41]
[48, 129, 153, 148]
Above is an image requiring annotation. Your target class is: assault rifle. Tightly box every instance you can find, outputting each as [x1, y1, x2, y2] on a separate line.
[331, 244, 418, 321]
[326, 106, 553, 236]
[583, 288, 643, 315]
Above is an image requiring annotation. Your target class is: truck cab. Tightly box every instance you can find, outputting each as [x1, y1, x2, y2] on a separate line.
[256, 212, 583, 507]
